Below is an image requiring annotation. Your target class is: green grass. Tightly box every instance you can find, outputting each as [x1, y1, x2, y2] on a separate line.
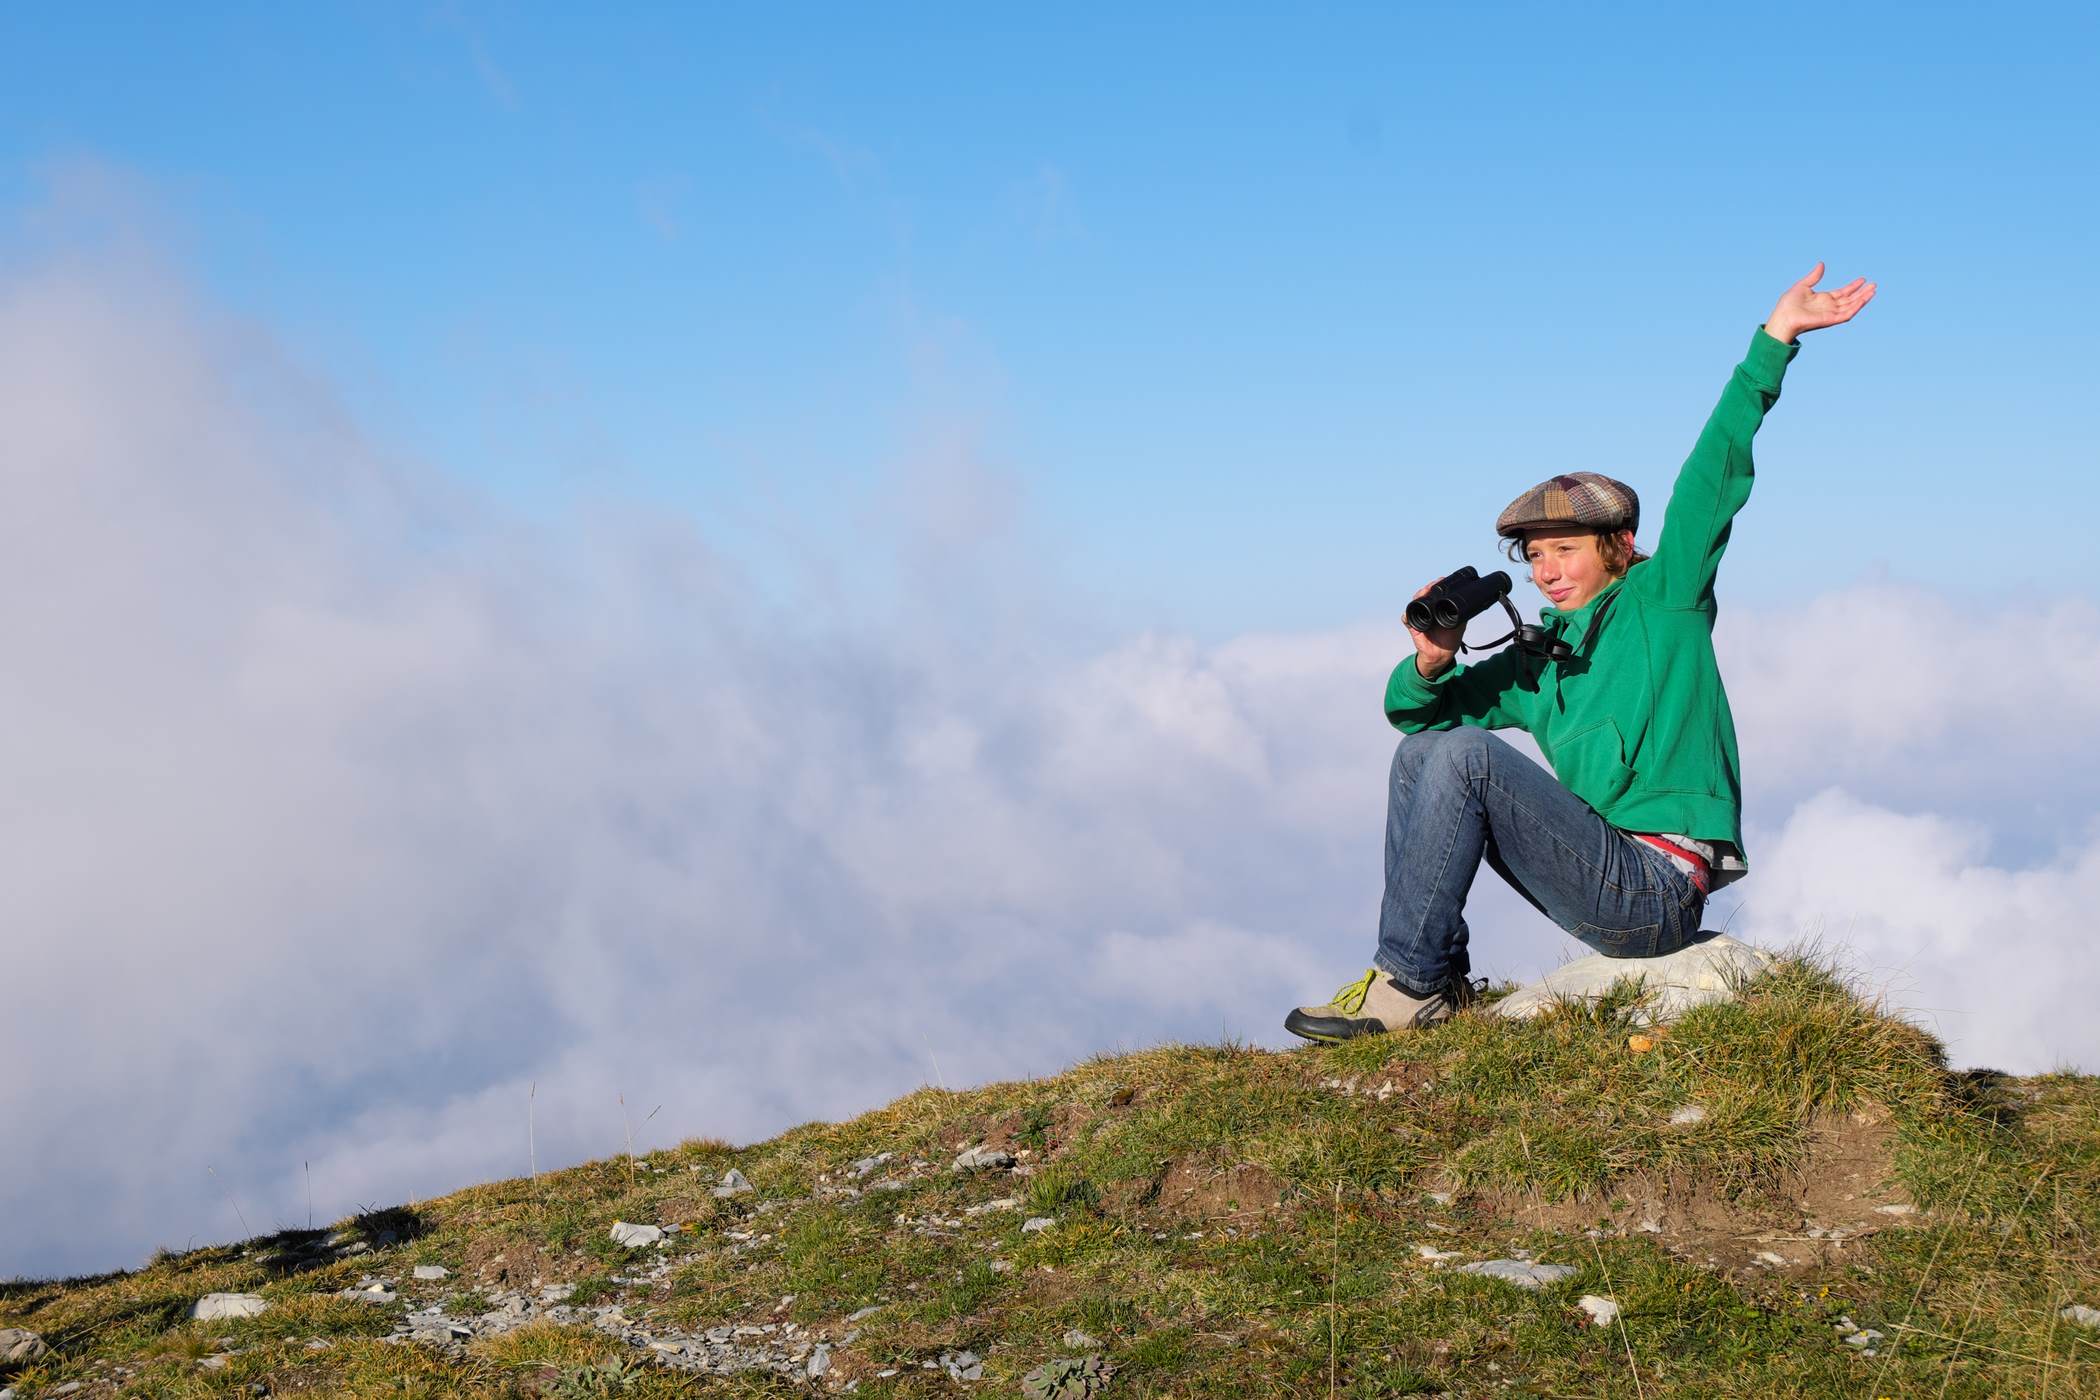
[6, 956, 2100, 1396]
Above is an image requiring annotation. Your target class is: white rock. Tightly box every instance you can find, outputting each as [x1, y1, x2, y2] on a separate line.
[941, 1348, 984, 1381]
[1021, 1216, 1055, 1233]
[2061, 1304, 2100, 1329]
[1064, 1329, 1102, 1348]
[412, 1265, 450, 1281]
[1754, 1251, 1788, 1267]
[965, 1197, 1019, 1215]
[951, 1146, 1016, 1173]
[711, 1168, 755, 1199]
[808, 1342, 833, 1377]
[1873, 1203, 1918, 1216]
[1459, 1259, 1578, 1289]
[0, 1329, 45, 1364]
[1577, 1295, 1620, 1326]
[609, 1221, 663, 1248]
[192, 1293, 270, 1321]
[1414, 1244, 1463, 1263]
[1493, 934, 1777, 1024]
[848, 1153, 894, 1179]
[1669, 1105, 1710, 1126]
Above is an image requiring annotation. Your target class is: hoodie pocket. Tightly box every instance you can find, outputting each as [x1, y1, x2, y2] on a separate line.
[1553, 719, 1636, 811]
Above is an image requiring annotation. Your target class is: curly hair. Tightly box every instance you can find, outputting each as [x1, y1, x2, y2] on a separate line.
[1503, 529, 1650, 578]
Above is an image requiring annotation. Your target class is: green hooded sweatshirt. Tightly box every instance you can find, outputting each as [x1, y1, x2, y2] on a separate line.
[1383, 326, 1798, 864]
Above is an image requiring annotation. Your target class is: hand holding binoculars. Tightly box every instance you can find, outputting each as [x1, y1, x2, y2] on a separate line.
[1405, 566, 1576, 664]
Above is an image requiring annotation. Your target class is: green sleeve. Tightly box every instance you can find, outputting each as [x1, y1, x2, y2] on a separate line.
[1385, 645, 1529, 733]
[1635, 327, 1798, 609]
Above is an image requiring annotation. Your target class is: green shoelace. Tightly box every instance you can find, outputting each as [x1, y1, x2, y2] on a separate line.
[1326, 969, 1378, 1014]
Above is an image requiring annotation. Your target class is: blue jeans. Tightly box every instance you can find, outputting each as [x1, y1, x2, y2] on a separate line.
[1376, 727, 1707, 996]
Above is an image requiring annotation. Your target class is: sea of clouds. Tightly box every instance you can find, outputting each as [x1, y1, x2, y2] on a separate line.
[5, 243, 2097, 1280]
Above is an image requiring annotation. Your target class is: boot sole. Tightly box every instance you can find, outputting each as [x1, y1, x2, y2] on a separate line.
[1283, 1009, 1388, 1043]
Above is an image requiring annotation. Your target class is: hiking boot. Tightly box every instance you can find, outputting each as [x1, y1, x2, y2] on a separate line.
[1284, 968, 1472, 1043]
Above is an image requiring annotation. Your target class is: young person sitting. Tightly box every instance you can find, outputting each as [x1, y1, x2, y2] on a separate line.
[1287, 264, 1877, 1043]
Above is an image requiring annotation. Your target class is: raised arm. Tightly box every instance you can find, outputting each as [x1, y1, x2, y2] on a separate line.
[1637, 264, 1876, 609]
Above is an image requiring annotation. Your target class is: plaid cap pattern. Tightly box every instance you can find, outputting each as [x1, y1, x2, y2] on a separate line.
[1495, 471, 1640, 539]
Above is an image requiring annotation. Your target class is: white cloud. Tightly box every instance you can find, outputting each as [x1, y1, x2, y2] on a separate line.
[2, 237, 2094, 1282]
[1730, 791, 2100, 1074]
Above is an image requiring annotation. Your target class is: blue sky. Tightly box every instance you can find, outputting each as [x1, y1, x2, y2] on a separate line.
[4, 2, 2095, 635]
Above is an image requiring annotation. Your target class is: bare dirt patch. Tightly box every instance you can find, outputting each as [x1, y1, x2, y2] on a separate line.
[1475, 1108, 1913, 1274]
[462, 1235, 549, 1289]
[1152, 1160, 1288, 1223]
[965, 1102, 1101, 1160]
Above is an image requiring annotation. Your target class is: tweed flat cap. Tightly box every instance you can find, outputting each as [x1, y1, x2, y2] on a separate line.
[1495, 472, 1639, 539]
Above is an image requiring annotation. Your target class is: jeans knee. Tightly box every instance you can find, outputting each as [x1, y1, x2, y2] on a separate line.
[1393, 728, 1494, 797]
[1425, 726, 1494, 782]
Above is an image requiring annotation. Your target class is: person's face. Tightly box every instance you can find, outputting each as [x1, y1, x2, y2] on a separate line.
[1521, 529, 1624, 610]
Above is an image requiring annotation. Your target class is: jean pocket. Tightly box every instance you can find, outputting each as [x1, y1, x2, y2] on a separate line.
[1574, 919, 1663, 959]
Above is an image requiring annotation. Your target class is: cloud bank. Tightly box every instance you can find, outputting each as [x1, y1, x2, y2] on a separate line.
[3, 247, 2095, 1280]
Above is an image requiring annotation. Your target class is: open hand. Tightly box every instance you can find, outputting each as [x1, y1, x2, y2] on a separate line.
[1765, 262, 1876, 344]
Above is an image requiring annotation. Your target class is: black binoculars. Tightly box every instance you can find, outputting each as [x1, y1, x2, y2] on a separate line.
[1406, 566, 1514, 633]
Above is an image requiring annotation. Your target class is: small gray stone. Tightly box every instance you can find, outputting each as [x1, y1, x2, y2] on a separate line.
[609, 1221, 663, 1248]
[848, 1153, 894, 1179]
[941, 1348, 984, 1381]
[0, 1329, 45, 1364]
[952, 1146, 1016, 1173]
[412, 1264, 449, 1281]
[711, 1168, 755, 1199]
[193, 1293, 270, 1321]
[49, 1384, 85, 1396]
[2061, 1304, 2100, 1329]
[845, 1305, 884, 1322]
[1022, 1216, 1055, 1233]
[1063, 1328, 1101, 1348]
[807, 1342, 833, 1377]
[1458, 1259, 1577, 1289]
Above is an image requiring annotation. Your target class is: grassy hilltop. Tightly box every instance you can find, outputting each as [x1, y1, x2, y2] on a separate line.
[5, 960, 2100, 1398]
